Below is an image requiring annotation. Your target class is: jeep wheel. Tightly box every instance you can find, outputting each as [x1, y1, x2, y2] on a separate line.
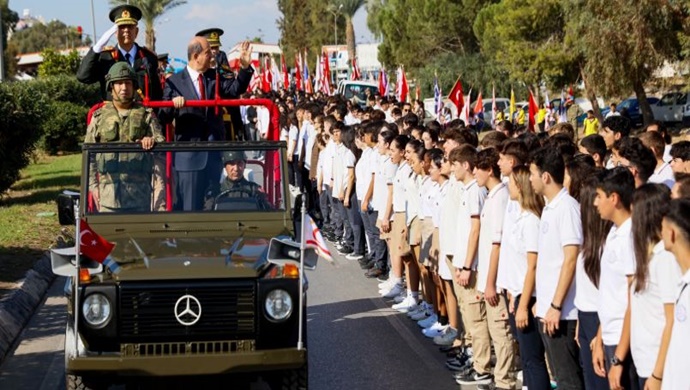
[66, 374, 109, 390]
[281, 364, 308, 390]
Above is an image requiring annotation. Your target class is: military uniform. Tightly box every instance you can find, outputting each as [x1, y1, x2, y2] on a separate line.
[196, 28, 245, 140]
[205, 151, 272, 210]
[77, 5, 163, 101]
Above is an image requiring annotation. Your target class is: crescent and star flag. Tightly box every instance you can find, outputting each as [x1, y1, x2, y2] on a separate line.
[261, 56, 272, 93]
[396, 66, 408, 103]
[378, 68, 388, 97]
[303, 214, 333, 263]
[294, 53, 302, 91]
[528, 89, 539, 132]
[351, 57, 361, 81]
[281, 55, 289, 90]
[459, 88, 472, 124]
[448, 77, 465, 119]
[80, 219, 114, 263]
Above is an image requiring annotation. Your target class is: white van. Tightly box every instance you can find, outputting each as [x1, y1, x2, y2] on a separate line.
[337, 80, 379, 107]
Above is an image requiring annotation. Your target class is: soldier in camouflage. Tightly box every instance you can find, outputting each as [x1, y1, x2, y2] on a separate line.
[206, 151, 272, 210]
[85, 62, 165, 213]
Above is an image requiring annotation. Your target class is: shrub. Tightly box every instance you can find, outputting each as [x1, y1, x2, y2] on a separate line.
[40, 101, 89, 154]
[0, 82, 48, 194]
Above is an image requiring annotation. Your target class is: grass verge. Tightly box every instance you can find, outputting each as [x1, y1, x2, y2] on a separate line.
[0, 153, 81, 296]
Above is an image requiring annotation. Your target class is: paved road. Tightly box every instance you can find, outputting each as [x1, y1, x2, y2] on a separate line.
[0, 248, 464, 390]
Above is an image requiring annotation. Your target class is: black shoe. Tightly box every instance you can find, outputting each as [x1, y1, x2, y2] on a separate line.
[365, 267, 386, 278]
[375, 271, 389, 282]
[337, 245, 353, 255]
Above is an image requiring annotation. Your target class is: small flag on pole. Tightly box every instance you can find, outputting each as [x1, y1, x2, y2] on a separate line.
[79, 219, 120, 273]
[433, 73, 443, 117]
[448, 77, 464, 119]
[302, 214, 333, 263]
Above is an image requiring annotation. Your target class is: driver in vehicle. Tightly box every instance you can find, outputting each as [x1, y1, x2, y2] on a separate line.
[205, 151, 272, 210]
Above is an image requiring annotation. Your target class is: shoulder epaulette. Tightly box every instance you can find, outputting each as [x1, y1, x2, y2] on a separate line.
[102, 45, 115, 52]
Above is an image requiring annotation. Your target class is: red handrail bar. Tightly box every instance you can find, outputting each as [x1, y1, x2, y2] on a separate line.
[143, 98, 280, 142]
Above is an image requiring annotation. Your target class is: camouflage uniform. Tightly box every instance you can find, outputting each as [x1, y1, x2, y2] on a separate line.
[85, 102, 164, 212]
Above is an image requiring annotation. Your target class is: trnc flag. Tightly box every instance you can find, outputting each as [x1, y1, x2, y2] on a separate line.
[473, 91, 484, 116]
[303, 214, 333, 263]
[459, 88, 472, 124]
[528, 89, 539, 132]
[433, 73, 443, 117]
[249, 64, 261, 92]
[378, 68, 388, 97]
[396, 66, 408, 103]
[294, 53, 302, 92]
[79, 219, 115, 263]
[270, 56, 281, 91]
[448, 77, 464, 119]
[313, 53, 323, 93]
[281, 55, 289, 90]
[322, 52, 331, 95]
[509, 88, 516, 123]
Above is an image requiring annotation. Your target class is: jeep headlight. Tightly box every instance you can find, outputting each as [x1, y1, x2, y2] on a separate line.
[82, 293, 112, 327]
[265, 289, 293, 322]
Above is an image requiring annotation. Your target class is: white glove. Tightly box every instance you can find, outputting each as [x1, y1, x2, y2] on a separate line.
[93, 25, 118, 53]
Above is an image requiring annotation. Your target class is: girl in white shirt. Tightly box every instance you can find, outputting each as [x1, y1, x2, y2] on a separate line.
[628, 184, 681, 389]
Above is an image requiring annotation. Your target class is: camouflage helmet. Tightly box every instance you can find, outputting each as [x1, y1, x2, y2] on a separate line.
[105, 62, 137, 91]
[223, 151, 247, 164]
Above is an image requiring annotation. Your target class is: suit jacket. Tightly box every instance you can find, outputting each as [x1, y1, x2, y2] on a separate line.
[77, 44, 163, 102]
[160, 66, 253, 171]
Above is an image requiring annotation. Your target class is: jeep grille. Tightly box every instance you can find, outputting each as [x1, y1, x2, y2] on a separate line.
[120, 340, 255, 357]
[119, 280, 256, 342]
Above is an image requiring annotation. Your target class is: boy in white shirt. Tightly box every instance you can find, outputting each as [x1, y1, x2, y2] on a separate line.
[639, 131, 675, 189]
[660, 199, 690, 390]
[448, 145, 491, 385]
[592, 167, 639, 389]
[529, 147, 584, 389]
[456, 148, 516, 389]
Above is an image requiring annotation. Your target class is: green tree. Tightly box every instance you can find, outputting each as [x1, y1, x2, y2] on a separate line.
[1, 0, 19, 79]
[109, 0, 187, 52]
[338, 0, 365, 67]
[10, 20, 90, 54]
[564, 0, 684, 125]
[38, 48, 81, 76]
[278, 0, 340, 68]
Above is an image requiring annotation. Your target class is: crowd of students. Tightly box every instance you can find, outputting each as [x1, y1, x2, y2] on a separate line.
[275, 93, 690, 390]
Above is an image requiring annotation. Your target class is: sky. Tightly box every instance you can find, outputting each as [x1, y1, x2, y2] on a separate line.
[10, 0, 376, 60]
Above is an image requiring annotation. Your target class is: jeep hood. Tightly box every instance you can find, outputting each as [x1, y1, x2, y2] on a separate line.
[107, 236, 272, 281]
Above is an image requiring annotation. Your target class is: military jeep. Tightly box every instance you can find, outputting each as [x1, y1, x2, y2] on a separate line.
[52, 139, 315, 389]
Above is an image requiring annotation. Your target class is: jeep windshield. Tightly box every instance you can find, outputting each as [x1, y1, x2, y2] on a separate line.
[84, 142, 286, 214]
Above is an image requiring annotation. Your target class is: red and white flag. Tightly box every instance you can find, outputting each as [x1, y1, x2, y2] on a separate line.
[351, 57, 361, 81]
[528, 89, 539, 132]
[396, 66, 408, 103]
[294, 53, 302, 92]
[459, 88, 472, 124]
[378, 68, 388, 97]
[491, 84, 497, 126]
[261, 56, 272, 93]
[448, 77, 464, 119]
[303, 215, 333, 262]
[322, 52, 331, 95]
[79, 219, 115, 263]
[281, 55, 289, 90]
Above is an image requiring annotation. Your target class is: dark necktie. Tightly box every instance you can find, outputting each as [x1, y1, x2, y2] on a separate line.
[125, 53, 132, 66]
[197, 74, 206, 100]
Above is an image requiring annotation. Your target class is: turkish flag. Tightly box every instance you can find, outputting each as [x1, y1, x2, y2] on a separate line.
[448, 78, 464, 118]
[528, 89, 539, 133]
[80, 219, 115, 263]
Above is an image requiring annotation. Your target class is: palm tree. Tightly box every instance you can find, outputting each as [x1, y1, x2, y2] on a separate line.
[337, 0, 365, 67]
[109, 0, 187, 52]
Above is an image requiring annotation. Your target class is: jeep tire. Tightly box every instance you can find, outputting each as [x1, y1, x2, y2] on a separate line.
[66, 374, 109, 390]
[281, 363, 308, 390]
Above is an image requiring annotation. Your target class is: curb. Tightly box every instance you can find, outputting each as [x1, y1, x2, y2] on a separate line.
[0, 253, 56, 364]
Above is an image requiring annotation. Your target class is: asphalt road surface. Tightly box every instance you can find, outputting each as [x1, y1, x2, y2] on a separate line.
[0, 247, 469, 390]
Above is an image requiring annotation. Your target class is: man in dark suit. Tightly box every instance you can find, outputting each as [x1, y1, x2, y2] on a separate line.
[158, 37, 254, 211]
[77, 5, 162, 102]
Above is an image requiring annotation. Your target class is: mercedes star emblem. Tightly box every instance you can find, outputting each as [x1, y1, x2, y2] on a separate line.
[174, 294, 202, 326]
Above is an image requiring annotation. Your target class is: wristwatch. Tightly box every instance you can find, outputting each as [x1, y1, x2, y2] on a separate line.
[610, 355, 623, 367]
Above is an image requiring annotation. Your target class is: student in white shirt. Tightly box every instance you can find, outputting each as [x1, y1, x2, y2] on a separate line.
[669, 141, 690, 175]
[355, 123, 382, 273]
[617, 137, 657, 188]
[659, 199, 690, 390]
[448, 145, 491, 384]
[318, 117, 337, 238]
[591, 167, 638, 390]
[503, 165, 550, 390]
[330, 122, 355, 254]
[574, 174, 612, 390]
[628, 184, 681, 389]
[339, 126, 366, 260]
[458, 147, 515, 389]
[529, 146, 584, 389]
[645, 121, 672, 163]
[286, 112, 302, 188]
[639, 131, 675, 189]
[370, 128, 397, 278]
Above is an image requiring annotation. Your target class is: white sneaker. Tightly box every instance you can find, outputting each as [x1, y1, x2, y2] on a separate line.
[409, 307, 430, 321]
[433, 327, 458, 346]
[392, 296, 418, 313]
[417, 313, 438, 328]
[422, 322, 447, 338]
[393, 290, 408, 303]
[406, 302, 426, 317]
[380, 283, 405, 299]
[378, 277, 395, 290]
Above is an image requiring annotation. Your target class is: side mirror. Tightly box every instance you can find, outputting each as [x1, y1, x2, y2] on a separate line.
[268, 237, 318, 270]
[57, 191, 79, 226]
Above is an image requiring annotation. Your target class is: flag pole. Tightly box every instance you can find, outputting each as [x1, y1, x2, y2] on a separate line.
[297, 192, 306, 351]
[73, 200, 81, 357]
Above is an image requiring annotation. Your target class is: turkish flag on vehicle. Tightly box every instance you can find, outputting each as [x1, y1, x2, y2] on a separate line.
[448, 78, 464, 118]
[80, 219, 115, 263]
[528, 89, 539, 132]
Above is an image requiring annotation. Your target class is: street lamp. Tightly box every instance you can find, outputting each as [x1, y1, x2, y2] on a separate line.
[328, 4, 343, 47]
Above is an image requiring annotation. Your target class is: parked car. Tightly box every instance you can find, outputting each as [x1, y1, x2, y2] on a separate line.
[601, 97, 660, 128]
[337, 80, 378, 108]
[652, 92, 687, 123]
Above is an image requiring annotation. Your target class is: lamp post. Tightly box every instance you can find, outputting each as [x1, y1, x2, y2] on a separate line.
[328, 4, 343, 47]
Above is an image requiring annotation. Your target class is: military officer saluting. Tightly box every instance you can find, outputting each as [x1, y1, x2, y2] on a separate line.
[196, 28, 245, 140]
[77, 5, 163, 102]
[85, 62, 165, 212]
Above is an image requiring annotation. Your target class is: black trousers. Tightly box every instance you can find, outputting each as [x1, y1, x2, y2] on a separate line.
[536, 318, 584, 390]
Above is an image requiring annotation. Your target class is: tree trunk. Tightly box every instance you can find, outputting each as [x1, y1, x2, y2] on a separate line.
[581, 70, 603, 124]
[145, 22, 155, 51]
[345, 16, 355, 69]
[633, 77, 654, 127]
